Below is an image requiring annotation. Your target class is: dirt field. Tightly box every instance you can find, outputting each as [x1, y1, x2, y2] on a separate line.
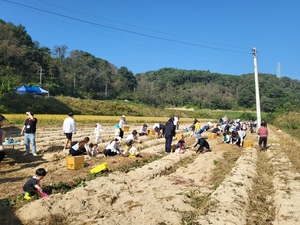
[1, 123, 300, 225]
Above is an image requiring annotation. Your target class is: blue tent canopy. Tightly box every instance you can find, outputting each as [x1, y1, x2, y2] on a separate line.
[15, 85, 49, 95]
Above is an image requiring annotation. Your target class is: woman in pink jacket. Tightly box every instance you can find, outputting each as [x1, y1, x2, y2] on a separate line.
[258, 121, 268, 151]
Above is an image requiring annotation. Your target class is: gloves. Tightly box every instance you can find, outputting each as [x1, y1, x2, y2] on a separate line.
[42, 192, 49, 198]
[38, 188, 49, 198]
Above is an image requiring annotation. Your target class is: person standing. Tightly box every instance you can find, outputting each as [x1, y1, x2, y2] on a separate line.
[94, 123, 103, 144]
[21, 111, 38, 156]
[164, 117, 176, 154]
[63, 112, 76, 151]
[119, 115, 127, 139]
[258, 121, 268, 151]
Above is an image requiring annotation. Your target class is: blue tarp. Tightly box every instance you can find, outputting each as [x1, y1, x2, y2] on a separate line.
[15, 85, 49, 95]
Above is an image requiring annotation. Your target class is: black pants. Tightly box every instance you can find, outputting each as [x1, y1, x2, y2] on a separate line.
[104, 149, 118, 156]
[119, 128, 124, 138]
[259, 136, 267, 149]
[69, 148, 83, 156]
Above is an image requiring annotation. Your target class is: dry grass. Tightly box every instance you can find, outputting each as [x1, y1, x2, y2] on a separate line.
[277, 132, 300, 173]
[246, 150, 276, 225]
[181, 149, 243, 224]
[208, 150, 243, 190]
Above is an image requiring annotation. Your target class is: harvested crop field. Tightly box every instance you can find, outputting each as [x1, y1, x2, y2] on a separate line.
[1, 122, 300, 225]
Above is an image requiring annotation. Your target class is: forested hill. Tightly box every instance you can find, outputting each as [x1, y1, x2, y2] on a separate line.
[135, 68, 300, 112]
[1, 19, 300, 113]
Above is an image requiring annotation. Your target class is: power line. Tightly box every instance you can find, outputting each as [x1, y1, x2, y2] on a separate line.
[37, 0, 250, 51]
[3, 0, 251, 55]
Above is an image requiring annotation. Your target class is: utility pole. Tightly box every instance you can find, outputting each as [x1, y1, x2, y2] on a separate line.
[40, 67, 44, 86]
[277, 62, 281, 78]
[252, 47, 261, 128]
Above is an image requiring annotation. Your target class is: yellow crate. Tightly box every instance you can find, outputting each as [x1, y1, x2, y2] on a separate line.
[148, 129, 155, 135]
[66, 156, 84, 170]
[208, 133, 217, 138]
[121, 125, 130, 132]
[176, 134, 183, 140]
[1, 131, 6, 142]
[243, 140, 254, 148]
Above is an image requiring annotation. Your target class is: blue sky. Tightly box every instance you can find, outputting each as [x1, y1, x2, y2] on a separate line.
[1, 0, 299, 80]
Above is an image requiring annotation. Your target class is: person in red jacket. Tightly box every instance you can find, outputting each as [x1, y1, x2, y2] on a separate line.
[258, 121, 268, 151]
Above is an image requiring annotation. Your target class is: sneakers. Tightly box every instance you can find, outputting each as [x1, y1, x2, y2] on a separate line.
[32, 153, 38, 156]
[23, 152, 29, 156]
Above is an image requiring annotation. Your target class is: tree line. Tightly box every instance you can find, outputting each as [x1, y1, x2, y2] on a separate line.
[1, 19, 300, 113]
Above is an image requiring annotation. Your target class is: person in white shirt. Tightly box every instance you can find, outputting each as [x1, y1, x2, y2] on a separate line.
[94, 123, 103, 144]
[104, 137, 122, 156]
[63, 112, 76, 151]
[119, 115, 127, 139]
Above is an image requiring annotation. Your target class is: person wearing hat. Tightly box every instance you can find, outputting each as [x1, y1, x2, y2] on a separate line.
[139, 124, 148, 136]
[21, 111, 38, 156]
[118, 115, 127, 139]
[63, 112, 76, 151]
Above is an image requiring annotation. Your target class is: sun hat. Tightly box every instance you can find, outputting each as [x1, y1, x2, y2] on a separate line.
[121, 115, 126, 118]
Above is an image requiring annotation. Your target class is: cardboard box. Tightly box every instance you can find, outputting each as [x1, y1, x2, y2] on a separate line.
[1, 131, 6, 142]
[208, 133, 217, 138]
[243, 140, 254, 148]
[66, 156, 84, 170]
[148, 129, 155, 135]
